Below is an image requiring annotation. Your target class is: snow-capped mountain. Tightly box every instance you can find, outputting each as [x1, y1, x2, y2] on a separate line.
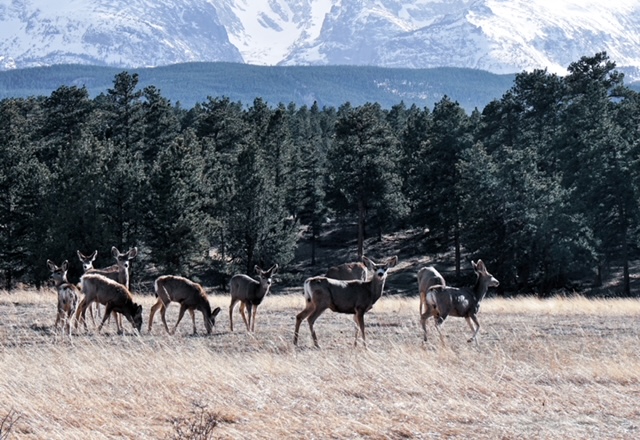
[2, 0, 640, 79]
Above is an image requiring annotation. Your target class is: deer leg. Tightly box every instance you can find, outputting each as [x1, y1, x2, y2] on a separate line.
[240, 303, 251, 331]
[98, 303, 114, 333]
[420, 303, 433, 342]
[55, 308, 62, 330]
[294, 302, 315, 345]
[189, 309, 197, 335]
[434, 316, 447, 346]
[160, 302, 172, 334]
[306, 307, 327, 349]
[75, 298, 90, 331]
[148, 298, 163, 332]
[353, 310, 367, 348]
[229, 298, 239, 332]
[466, 315, 481, 344]
[172, 304, 188, 335]
[250, 305, 258, 332]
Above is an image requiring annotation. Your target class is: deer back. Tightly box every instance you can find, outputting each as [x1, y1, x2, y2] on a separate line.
[326, 262, 368, 281]
[155, 275, 210, 312]
[427, 286, 477, 318]
[81, 273, 134, 307]
[230, 263, 277, 305]
[306, 277, 378, 313]
[417, 266, 445, 293]
[230, 274, 261, 301]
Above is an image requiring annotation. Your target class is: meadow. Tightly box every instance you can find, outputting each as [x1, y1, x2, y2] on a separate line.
[1, 288, 639, 439]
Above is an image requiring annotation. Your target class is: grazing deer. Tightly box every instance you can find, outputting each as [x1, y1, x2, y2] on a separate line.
[294, 255, 398, 348]
[229, 264, 278, 332]
[421, 260, 499, 345]
[326, 261, 368, 281]
[47, 260, 80, 335]
[75, 273, 143, 334]
[77, 247, 138, 327]
[149, 275, 221, 335]
[417, 266, 446, 316]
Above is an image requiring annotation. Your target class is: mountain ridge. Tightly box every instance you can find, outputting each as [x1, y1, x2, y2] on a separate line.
[1, 1, 640, 80]
[0, 62, 518, 111]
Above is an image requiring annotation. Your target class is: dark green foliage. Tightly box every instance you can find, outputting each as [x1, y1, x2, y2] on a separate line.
[329, 103, 407, 256]
[0, 98, 50, 289]
[2, 53, 640, 296]
[144, 130, 210, 275]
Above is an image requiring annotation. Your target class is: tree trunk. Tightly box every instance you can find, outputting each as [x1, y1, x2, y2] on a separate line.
[357, 199, 365, 258]
[454, 222, 461, 278]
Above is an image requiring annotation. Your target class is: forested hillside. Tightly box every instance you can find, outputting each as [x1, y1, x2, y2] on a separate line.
[1, 53, 639, 296]
[0, 62, 515, 112]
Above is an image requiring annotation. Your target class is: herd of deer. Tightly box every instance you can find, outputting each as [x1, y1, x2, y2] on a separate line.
[46, 248, 499, 348]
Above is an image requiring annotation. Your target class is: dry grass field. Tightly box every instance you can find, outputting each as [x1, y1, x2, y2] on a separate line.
[1, 287, 639, 439]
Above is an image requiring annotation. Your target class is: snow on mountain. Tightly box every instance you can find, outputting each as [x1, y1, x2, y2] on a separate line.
[0, 0, 242, 70]
[1, 0, 640, 79]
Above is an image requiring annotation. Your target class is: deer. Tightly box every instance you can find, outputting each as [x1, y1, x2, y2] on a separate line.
[420, 259, 499, 345]
[294, 255, 398, 348]
[229, 264, 278, 332]
[75, 273, 143, 334]
[46, 259, 80, 335]
[149, 275, 221, 335]
[325, 261, 368, 281]
[417, 266, 446, 316]
[77, 246, 138, 327]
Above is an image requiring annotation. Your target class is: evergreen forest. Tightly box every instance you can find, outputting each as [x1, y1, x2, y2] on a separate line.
[2, 52, 639, 297]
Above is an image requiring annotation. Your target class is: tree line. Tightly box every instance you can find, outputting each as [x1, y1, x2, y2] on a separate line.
[1, 52, 639, 296]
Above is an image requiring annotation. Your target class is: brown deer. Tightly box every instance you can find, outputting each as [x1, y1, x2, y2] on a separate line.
[417, 266, 446, 316]
[47, 259, 80, 335]
[326, 261, 368, 281]
[77, 247, 138, 327]
[149, 275, 221, 335]
[229, 264, 278, 332]
[294, 255, 398, 348]
[420, 260, 499, 345]
[75, 273, 143, 334]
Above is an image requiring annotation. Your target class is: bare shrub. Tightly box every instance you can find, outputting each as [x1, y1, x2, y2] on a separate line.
[168, 403, 221, 440]
[0, 409, 22, 440]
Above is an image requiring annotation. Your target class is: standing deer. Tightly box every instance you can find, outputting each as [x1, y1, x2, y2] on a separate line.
[77, 246, 138, 327]
[417, 266, 446, 316]
[75, 273, 143, 334]
[326, 261, 368, 281]
[294, 255, 398, 348]
[149, 275, 221, 335]
[421, 260, 499, 345]
[229, 264, 278, 332]
[47, 260, 80, 335]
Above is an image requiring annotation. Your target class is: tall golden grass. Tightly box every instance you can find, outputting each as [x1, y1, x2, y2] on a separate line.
[1, 288, 639, 439]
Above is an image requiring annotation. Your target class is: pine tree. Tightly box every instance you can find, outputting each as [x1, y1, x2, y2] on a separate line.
[328, 102, 406, 257]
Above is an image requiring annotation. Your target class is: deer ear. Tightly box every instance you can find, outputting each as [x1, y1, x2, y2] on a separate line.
[112, 246, 120, 257]
[387, 256, 398, 267]
[47, 260, 56, 271]
[90, 250, 97, 260]
[212, 307, 221, 317]
[361, 256, 373, 269]
[128, 247, 138, 258]
[270, 264, 278, 274]
[254, 265, 261, 274]
[62, 260, 69, 271]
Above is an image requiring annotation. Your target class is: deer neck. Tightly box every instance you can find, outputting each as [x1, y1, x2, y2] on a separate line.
[118, 267, 130, 290]
[368, 274, 387, 301]
[473, 277, 489, 303]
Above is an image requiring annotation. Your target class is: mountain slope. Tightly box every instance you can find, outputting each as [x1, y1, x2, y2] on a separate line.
[0, 62, 516, 112]
[0, 0, 242, 70]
